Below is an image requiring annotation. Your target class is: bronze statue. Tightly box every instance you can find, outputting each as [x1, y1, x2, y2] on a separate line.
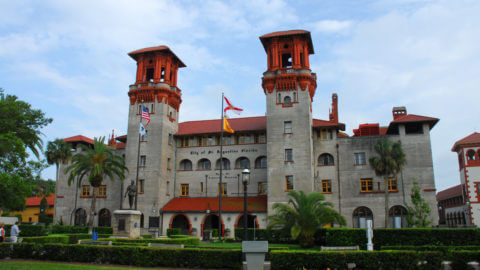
[124, 180, 137, 209]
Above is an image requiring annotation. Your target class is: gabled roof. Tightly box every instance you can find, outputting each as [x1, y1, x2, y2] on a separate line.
[26, 194, 55, 207]
[387, 114, 439, 134]
[436, 184, 463, 201]
[312, 119, 345, 131]
[452, 132, 480, 152]
[128, 46, 186, 67]
[161, 197, 267, 212]
[63, 135, 94, 145]
[259, 30, 314, 54]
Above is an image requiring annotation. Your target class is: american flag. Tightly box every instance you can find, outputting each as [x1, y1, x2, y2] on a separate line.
[142, 105, 150, 126]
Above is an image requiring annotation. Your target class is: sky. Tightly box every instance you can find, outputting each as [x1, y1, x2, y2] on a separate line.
[1, 0, 479, 191]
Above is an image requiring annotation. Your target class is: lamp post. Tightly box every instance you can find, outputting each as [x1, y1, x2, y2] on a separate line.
[242, 168, 250, 241]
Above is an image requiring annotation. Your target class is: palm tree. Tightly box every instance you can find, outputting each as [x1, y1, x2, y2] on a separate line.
[369, 139, 406, 228]
[65, 137, 127, 230]
[268, 190, 346, 248]
[45, 138, 72, 184]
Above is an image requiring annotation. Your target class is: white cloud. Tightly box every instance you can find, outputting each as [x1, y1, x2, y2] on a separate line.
[310, 20, 353, 33]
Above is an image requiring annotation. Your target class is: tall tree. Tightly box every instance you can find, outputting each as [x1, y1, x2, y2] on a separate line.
[369, 139, 406, 227]
[268, 190, 346, 248]
[406, 179, 432, 227]
[65, 137, 127, 230]
[46, 138, 72, 185]
[0, 88, 52, 212]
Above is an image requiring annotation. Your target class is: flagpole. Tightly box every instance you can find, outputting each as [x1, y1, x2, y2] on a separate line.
[134, 101, 143, 210]
[218, 92, 224, 239]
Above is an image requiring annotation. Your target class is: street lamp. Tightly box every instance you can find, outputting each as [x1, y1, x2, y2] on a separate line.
[242, 168, 250, 241]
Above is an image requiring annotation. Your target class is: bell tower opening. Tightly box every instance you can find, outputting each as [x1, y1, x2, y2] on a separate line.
[282, 53, 292, 68]
[146, 68, 154, 82]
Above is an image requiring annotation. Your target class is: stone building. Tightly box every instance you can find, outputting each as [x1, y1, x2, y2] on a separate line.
[54, 30, 439, 235]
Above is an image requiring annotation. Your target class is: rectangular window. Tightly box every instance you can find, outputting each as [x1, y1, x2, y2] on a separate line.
[285, 149, 293, 162]
[180, 137, 189, 147]
[81, 185, 90, 197]
[388, 178, 398, 192]
[284, 121, 292, 133]
[167, 158, 171, 170]
[319, 129, 332, 140]
[254, 133, 266, 144]
[189, 137, 195, 147]
[200, 182, 204, 193]
[360, 178, 373, 193]
[218, 183, 227, 196]
[139, 180, 144, 194]
[354, 152, 366, 165]
[238, 134, 247, 144]
[181, 184, 189, 196]
[321, 180, 332, 193]
[98, 185, 107, 197]
[286, 176, 294, 191]
[140, 155, 146, 167]
[208, 136, 216, 146]
[258, 182, 268, 195]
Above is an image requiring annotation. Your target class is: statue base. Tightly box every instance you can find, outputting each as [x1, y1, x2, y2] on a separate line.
[113, 210, 141, 239]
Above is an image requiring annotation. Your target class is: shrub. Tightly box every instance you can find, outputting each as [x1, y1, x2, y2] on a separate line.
[234, 228, 294, 243]
[450, 250, 480, 270]
[3, 224, 47, 236]
[62, 234, 111, 244]
[141, 234, 153, 239]
[166, 228, 182, 236]
[270, 250, 443, 270]
[319, 228, 367, 248]
[50, 225, 88, 234]
[0, 243, 242, 269]
[99, 236, 200, 246]
[22, 235, 69, 244]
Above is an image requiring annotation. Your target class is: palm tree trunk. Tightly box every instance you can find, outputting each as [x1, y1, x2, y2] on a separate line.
[88, 187, 97, 232]
[384, 176, 389, 228]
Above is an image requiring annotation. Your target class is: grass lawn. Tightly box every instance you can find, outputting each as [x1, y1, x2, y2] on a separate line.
[0, 260, 190, 270]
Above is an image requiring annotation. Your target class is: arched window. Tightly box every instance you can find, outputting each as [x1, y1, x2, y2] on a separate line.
[318, 153, 334, 166]
[353, 207, 373, 228]
[98, 208, 111, 227]
[388, 205, 408, 228]
[179, 159, 192, 171]
[255, 156, 267, 169]
[197, 159, 211, 170]
[467, 150, 476, 160]
[236, 157, 250, 169]
[74, 208, 87, 227]
[215, 158, 230, 170]
[284, 96, 292, 107]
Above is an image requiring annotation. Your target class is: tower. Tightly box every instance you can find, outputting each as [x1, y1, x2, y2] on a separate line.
[260, 30, 317, 211]
[124, 46, 186, 223]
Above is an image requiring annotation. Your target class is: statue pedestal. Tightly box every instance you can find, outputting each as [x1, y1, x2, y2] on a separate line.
[113, 210, 141, 238]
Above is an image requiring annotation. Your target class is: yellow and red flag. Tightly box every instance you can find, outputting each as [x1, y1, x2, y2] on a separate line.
[224, 97, 243, 115]
[223, 116, 234, 133]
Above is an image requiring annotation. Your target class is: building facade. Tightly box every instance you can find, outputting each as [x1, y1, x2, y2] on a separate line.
[54, 30, 439, 235]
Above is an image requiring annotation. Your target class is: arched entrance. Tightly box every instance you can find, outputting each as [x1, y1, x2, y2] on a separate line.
[388, 205, 408, 228]
[236, 214, 258, 229]
[74, 208, 87, 226]
[98, 208, 111, 227]
[171, 214, 191, 235]
[353, 206, 373, 228]
[202, 214, 223, 237]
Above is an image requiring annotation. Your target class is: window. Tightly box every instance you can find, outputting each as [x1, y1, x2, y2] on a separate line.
[146, 68, 154, 81]
[167, 158, 171, 170]
[98, 185, 107, 197]
[197, 159, 211, 170]
[467, 150, 476, 160]
[318, 129, 332, 140]
[216, 158, 230, 170]
[293, 92, 297, 102]
[141, 130, 148, 141]
[140, 155, 146, 167]
[139, 180, 144, 194]
[388, 178, 398, 192]
[278, 93, 281, 103]
[254, 133, 266, 144]
[286, 176, 294, 191]
[258, 182, 268, 195]
[285, 149, 293, 162]
[354, 152, 366, 165]
[179, 137, 190, 147]
[237, 134, 251, 144]
[200, 182, 204, 193]
[284, 96, 292, 107]
[353, 207, 373, 228]
[81, 185, 90, 197]
[282, 53, 292, 68]
[218, 183, 227, 196]
[179, 159, 192, 171]
[284, 121, 292, 133]
[255, 156, 267, 169]
[222, 135, 233, 145]
[181, 184, 189, 196]
[360, 178, 373, 193]
[321, 180, 332, 193]
[236, 157, 250, 169]
[318, 153, 334, 166]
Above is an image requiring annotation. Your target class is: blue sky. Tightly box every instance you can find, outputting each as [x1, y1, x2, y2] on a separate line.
[1, 0, 479, 191]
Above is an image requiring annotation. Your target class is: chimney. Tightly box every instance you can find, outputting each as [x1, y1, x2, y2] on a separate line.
[392, 106, 407, 120]
[329, 93, 338, 123]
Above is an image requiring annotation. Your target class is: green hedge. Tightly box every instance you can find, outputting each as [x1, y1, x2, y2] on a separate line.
[61, 234, 111, 244]
[382, 245, 480, 253]
[0, 243, 241, 269]
[50, 225, 113, 234]
[3, 224, 47, 236]
[166, 228, 182, 236]
[270, 250, 442, 270]
[450, 250, 480, 270]
[98, 236, 200, 246]
[234, 228, 294, 243]
[22, 235, 69, 244]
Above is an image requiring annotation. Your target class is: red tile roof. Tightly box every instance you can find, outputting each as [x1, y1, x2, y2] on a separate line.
[452, 132, 480, 152]
[63, 135, 94, 145]
[259, 30, 314, 54]
[162, 197, 267, 212]
[379, 127, 388, 135]
[176, 116, 343, 135]
[128, 46, 186, 67]
[26, 194, 55, 207]
[390, 114, 439, 127]
[436, 185, 463, 201]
